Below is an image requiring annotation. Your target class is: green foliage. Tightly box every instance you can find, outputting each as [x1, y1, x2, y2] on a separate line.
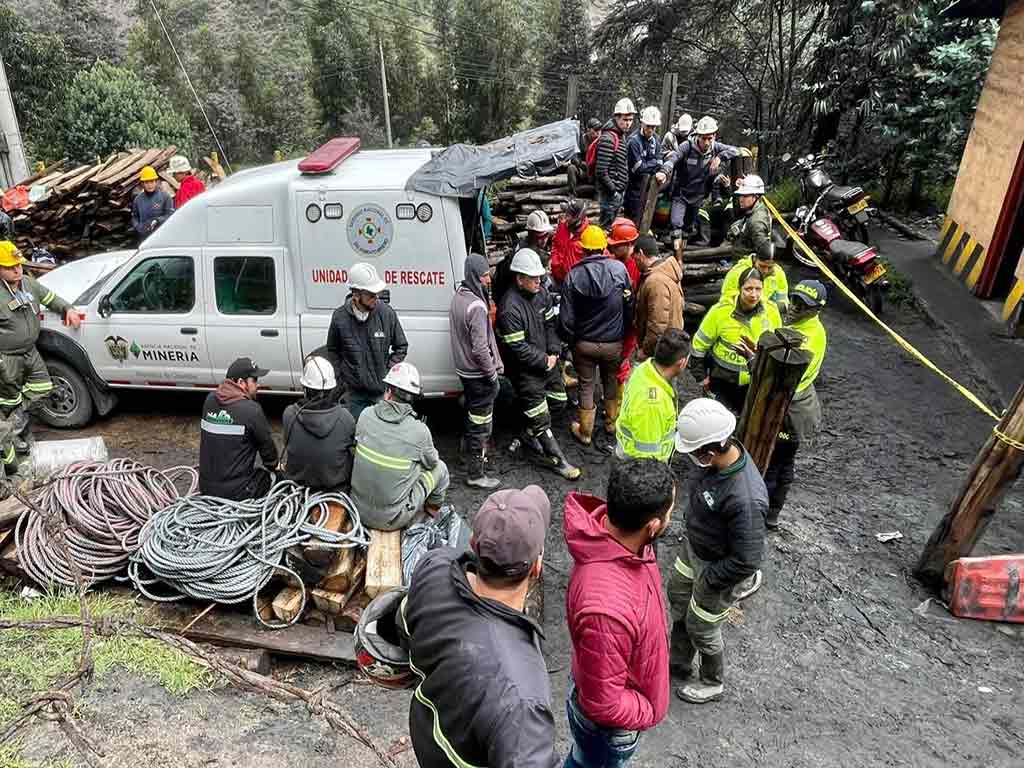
[767, 177, 802, 213]
[58, 61, 193, 162]
[535, 0, 591, 123]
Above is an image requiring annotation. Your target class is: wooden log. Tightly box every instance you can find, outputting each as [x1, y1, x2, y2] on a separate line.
[507, 174, 569, 188]
[15, 158, 68, 187]
[682, 244, 734, 262]
[0, 496, 27, 531]
[334, 592, 371, 632]
[318, 546, 358, 592]
[199, 645, 272, 675]
[312, 587, 347, 616]
[638, 173, 662, 234]
[683, 263, 731, 280]
[365, 529, 402, 598]
[915, 382, 1024, 589]
[271, 586, 305, 623]
[304, 500, 349, 567]
[737, 329, 812, 473]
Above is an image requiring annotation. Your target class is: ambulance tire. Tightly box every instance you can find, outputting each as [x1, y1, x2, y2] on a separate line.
[40, 358, 94, 429]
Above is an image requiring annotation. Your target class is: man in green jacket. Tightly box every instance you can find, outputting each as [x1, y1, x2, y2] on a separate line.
[721, 175, 789, 312]
[351, 362, 449, 531]
[615, 328, 690, 462]
[0, 241, 81, 491]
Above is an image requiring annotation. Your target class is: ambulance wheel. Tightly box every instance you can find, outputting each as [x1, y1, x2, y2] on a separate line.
[40, 359, 94, 429]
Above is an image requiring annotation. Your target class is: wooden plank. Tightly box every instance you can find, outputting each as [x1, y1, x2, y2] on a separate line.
[0, 496, 27, 531]
[365, 529, 402, 598]
[142, 599, 356, 663]
[112, 147, 179, 193]
[14, 159, 67, 188]
[312, 588, 347, 615]
[92, 152, 138, 185]
[318, 547, 357, 592]
[98, 148, 162, 188]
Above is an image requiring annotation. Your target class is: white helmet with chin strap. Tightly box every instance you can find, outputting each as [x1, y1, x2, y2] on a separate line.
[383, 361, 422, 397]
[300, 356, 337, 390]
[640, 106, 662, 127]
[613, 97, 636, 116]
[694, 116, 719, 135]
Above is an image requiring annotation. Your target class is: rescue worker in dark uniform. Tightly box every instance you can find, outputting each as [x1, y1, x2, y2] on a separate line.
[624, 106, 667, 223]
[199, 357, 279, 500]
[765, 280, 828, 529]
[668, 398, 768, 705]
[497, 249, 581, 480]
[0, 240, 80, 492]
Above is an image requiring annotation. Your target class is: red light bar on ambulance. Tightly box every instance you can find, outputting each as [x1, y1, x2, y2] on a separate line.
[298, 137, 361, 174]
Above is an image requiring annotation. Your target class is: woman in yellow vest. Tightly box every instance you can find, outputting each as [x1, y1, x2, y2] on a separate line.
[690, 268, 781, 414]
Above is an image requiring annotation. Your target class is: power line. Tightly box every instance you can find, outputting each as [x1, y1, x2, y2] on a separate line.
[146, 0, 232, 173]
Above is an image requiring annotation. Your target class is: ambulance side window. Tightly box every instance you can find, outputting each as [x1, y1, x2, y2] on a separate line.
[213, 257, 276, 315]
[107, 256, 195, 313]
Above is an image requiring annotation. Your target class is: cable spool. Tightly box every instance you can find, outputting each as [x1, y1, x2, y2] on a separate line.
[15, 459, 199, 589]
[129, 481, 369, 628]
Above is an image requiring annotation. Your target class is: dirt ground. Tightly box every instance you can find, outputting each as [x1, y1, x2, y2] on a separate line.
[12, 260, 1024, 768]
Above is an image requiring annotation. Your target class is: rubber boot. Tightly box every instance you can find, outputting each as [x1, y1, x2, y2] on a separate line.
[731, 570, 763, 601]
[603, 397, 621, 435]
[677, 653, 724, 704]
[570, 407, 596, 446]
[11, 407, 30, 454]
[465, 451, 500, 490]
[538, 429, 581, 480]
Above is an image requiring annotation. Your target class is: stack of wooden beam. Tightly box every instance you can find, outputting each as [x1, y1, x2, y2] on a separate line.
[490, 174, 597, 237]
[4, 147, 181, 258]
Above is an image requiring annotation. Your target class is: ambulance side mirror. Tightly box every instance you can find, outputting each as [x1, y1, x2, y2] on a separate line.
[98, 294, 112, 318]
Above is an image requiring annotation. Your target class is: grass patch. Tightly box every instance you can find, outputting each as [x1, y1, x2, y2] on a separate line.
[767, 176, 801, 213]
[0, 740, 76, 768]
[0, 587, 215, 732]
[879, 258, 916, 308]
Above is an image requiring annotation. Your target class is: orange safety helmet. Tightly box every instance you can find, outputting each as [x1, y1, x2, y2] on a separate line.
[607, 217, 640, 246]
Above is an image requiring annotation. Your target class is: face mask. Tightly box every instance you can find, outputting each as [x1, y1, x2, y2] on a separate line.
[687, 452, 713, 468]
[352, 306, 370, 323]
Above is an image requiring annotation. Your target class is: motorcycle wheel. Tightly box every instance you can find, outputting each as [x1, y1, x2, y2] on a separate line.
[853, 222, 870, 245]
[864, 282, 884, 315]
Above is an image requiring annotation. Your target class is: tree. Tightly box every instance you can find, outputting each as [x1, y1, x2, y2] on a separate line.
[58, 61, 192, 161]
[535, 0, 591, 123]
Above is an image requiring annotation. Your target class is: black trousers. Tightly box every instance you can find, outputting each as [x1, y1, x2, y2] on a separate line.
[708, 379, 748, 417]
[765, 437, 799, 512]
[460, 375, 499, 456]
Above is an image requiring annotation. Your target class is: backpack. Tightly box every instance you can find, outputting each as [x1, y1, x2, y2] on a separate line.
[585, 129, 621, 178]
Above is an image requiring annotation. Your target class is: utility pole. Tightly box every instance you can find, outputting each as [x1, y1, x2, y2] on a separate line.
[659, 72, 678, 128]
[379, 39, 393, 148]
[565, 75, 579, 120]
[0, 53, 29, 187]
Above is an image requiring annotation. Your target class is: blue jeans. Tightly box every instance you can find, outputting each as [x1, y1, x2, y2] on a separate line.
[564, 683, 640, 768]
[346, 390, 379, 423]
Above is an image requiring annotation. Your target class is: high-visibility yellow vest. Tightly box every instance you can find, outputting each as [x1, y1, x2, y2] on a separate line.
[787, 315, 827, 392]
[719, 255, 790, 312]
[616, 359, 678, 461]
[692, 301, 782, 386]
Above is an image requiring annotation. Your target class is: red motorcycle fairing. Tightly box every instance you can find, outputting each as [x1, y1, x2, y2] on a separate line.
[810, 218, 841, 243]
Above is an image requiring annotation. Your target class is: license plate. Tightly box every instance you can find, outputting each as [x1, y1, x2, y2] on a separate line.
[863, 261, 887, 285]
[848, 199, 869, 215]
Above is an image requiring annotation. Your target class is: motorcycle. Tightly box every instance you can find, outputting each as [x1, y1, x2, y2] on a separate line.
[787, 153, 875, 244]
[778, 154, 889, 314]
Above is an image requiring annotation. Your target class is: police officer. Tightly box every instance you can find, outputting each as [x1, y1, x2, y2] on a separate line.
[0, 241, 80, 492]
[765, 280, 828, 529]
[721, 174, 789, 313]
[497, 249, 581, 480]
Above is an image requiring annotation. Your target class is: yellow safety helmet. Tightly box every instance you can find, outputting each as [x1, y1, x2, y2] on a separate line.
[0, 240, 25, 268]
[139, 165, 159, 182]
[579, 224, 608, 251]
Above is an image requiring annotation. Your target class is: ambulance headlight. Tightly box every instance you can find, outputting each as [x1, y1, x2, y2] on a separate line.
[416, 203, 433, 222]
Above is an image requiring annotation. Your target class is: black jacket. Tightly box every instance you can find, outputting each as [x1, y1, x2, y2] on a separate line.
[399, 549, 559, 768]
[282, 398, 355, 491]
[595, 119, 629, 196]
[199, 388, 278, 500]
[496, 285, 560, 381]
[558, 254, 634, 344]
[327, 297, 408, 397]
[684, 447, 768, 592]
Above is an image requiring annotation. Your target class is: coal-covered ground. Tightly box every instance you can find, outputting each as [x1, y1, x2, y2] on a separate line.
[19, 265, 1024, 768]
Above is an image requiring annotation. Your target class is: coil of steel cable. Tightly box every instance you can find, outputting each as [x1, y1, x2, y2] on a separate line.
[128, 481, 369, 628]
[15, 458, 199, 589]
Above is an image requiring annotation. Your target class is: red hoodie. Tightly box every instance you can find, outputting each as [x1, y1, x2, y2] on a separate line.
[563, 492, 670, 731]
[174, 174, 206, 209]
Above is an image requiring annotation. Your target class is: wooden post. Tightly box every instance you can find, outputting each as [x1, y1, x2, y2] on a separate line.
[365, 528, 403, 597]
[737, 328, 811, 473]
[915, 383, 1024, 589]
[638, 173, 661, 234]
[565, 75, 579, 119]
[659, 73, 678, 129]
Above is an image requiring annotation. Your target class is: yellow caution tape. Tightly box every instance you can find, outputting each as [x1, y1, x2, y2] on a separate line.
[764, 198, 1002, 423]
[993, 429, 1024, 452]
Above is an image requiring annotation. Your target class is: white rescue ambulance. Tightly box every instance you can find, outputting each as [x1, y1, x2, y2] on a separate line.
[33, 141, 481, 427]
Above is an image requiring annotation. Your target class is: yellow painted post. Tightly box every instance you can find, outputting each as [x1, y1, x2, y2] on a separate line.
[954, 238, 978, 275]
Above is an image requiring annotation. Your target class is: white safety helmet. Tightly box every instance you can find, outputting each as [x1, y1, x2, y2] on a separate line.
[383, 361, 422, 396]
[525, 210, 554, 234]
[349, 262, 387, 293]
[675, 398, 736, 453]
[168, 155, 192, 174]
[509, 248, 546, 277]
[613, 97, 636, 116]
[640, 106, 662, 127]
[735, 174, 766, 196]
[675, 113, 693, 134]
[694, 116, 719, 135]
[300, 356, 337, 390]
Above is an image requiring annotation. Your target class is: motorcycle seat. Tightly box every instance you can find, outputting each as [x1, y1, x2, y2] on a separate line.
[828, 238, 872, 263]
[825, 185, 864, 204]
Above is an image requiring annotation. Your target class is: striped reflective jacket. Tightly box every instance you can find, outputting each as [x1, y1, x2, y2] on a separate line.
[0, 275, 71, 354]
[496, 285, 558, 378]
[690, 300, 781, 386]
[719, 254, 790, 313]
[351, 399, 440, 530]
[787, 314, 826, 393]
[198, 386, 278, 500]
[616, 359, 678, 462]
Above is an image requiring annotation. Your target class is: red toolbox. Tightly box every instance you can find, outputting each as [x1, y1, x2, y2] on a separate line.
[948, 554, 1024, 623]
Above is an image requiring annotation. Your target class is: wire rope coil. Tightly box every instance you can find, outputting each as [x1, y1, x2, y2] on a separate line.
[15, 458, 199, 589]
[128, 481, 369, 629]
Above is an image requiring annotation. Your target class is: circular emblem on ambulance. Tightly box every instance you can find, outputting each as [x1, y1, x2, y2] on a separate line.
[347, 204, 394, 255]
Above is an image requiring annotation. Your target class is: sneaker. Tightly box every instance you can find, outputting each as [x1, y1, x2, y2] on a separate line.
[732, 570, 763, 601]
[676, 682, 724, 704]
[466, 474, 501, 490]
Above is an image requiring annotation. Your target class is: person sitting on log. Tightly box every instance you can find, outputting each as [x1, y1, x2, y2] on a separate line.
[690, 268, 781, 415]
[281, 356, 355, 493]
[720, 175, 789, 313]
[350, 362, 449, 531]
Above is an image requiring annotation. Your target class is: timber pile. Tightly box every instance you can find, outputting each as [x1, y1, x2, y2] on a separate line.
[3, 147, 181, 258]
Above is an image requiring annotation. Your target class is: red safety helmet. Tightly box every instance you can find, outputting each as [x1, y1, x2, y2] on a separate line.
[607, 217, 640, 246]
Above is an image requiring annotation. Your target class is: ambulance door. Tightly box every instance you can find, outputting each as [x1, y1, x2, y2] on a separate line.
[202, 247, 294, 392]
[97, 248, 215, 386]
